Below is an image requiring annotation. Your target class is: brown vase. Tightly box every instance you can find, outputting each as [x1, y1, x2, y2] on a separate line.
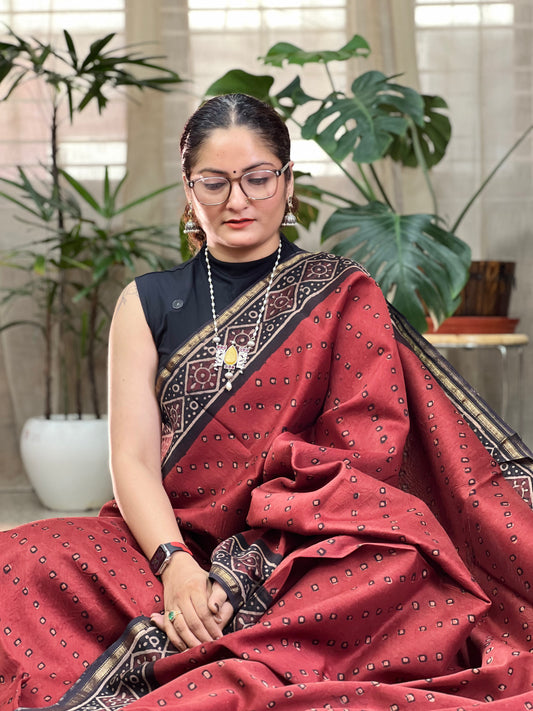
[454, 260, 515, 317]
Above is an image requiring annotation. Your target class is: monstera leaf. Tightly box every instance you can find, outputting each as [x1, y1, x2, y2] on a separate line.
[322, 202, 471, 332]
[386, 94, 452, 168]
[302, 72, 425, 165]
[260, 35, 371, 67]
[205, 70, 275, 104]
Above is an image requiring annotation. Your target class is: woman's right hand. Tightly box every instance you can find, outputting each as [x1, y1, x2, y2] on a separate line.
[150, 552, 233, 651]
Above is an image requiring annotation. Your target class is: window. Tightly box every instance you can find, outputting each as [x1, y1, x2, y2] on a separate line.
[414, 1, 532, 252]
[0, 1, 126, 180]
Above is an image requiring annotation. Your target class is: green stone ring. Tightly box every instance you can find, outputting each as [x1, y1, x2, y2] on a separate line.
[168, 609, 183, 622]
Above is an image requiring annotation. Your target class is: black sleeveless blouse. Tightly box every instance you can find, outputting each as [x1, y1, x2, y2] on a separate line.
[135, 236, 303, 372]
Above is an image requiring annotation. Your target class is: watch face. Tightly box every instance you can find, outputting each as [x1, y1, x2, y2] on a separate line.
[150, 545, 168, 575]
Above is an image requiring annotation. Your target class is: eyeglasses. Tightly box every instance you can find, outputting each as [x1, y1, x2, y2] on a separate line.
[188, 162, 290, 206]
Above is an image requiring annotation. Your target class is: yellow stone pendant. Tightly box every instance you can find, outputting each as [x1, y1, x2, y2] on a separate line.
[223, 344, 238, 367]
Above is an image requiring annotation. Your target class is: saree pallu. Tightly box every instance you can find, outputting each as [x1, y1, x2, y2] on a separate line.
[1, 251, 532, 711]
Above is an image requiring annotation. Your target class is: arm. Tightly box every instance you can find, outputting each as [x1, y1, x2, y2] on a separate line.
[108, 281, 231, 648]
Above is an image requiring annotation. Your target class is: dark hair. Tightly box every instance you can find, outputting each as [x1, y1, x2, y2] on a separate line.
[180, 93, 291, 178]
[180, 93, 295, 251]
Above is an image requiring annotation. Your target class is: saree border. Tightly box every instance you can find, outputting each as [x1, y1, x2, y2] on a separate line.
[17, 618, 175, 711]
[391, 305, 533, 507]
[155, 251, 305, 395]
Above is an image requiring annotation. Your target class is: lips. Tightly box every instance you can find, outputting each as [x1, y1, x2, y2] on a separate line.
[224, 218, 255, 229]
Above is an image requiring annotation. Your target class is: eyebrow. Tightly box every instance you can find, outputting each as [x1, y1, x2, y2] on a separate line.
[196, 161, 276, 176]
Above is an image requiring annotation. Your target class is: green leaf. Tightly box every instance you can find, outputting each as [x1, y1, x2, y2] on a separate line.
[114, 180, 181, 216]
[79, 33, 116, 71]
[261, 35, 371, 68]
[386, 94, 451, 168]
[103, 166, 112, 214]
[0, 66, 29, 101]
[33, 255, 46, 275]
[322, 202, 471, 332]
[0, 319, 44, 334]
[273, 76, 316, 118]
[205, 70, 275, 103]
[301, 71, 423, 165]
[292, 197, 319, 231]
[302, 71, 412, 163]
[63, 29, 78, 69]
[0, 168, 57, 221]
[59, 169, 101, 213]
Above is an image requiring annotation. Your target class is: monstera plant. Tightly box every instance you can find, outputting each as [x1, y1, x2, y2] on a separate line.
[205, 35, 470, 333]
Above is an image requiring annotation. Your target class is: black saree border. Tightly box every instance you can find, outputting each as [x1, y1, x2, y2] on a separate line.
[155, 251, 305, 396]
[158, 251, 364, 475]
[390, 304, 533, 507]
[16, 617, 176, 711]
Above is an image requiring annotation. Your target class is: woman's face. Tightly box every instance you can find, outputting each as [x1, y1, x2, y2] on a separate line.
[184, 125, 293, 262]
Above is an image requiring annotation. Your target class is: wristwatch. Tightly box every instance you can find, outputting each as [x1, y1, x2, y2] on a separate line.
[149, 541, 192, 577]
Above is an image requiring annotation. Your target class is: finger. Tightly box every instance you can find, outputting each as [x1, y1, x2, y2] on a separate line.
[207, 583, 227, 619]
[188, 597, 226, 641]
[149, 612, 165, 630]
[218, 600, 234, 628]
[164, 611, 189, 651]
[150, 612, 187, 651]
[175, 601, 218, 647]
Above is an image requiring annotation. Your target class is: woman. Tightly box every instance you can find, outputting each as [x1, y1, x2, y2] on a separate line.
[1, 94, 532, 711]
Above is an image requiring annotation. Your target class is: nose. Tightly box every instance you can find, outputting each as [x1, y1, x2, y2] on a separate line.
[226, 179, 249, 209]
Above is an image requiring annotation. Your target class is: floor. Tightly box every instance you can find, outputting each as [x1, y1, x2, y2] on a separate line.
[0, 484, 99, 531]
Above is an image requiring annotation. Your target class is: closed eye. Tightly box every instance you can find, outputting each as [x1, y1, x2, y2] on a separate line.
[201, 178, 229, 192]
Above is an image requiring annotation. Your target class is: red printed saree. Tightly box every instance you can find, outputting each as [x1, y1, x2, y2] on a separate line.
[1, 251, 532, 710]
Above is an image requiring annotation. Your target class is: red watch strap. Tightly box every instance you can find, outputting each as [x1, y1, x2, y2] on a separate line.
[169, 541, 193, 556]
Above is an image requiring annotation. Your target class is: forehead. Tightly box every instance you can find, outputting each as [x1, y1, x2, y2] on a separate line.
[192, 125, 277, 172]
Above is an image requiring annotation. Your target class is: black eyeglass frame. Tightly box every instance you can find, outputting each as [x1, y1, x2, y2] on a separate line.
[187, 161, 291, 206]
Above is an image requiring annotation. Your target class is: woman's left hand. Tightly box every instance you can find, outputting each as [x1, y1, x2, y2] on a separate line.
[150, 577, 233, 650]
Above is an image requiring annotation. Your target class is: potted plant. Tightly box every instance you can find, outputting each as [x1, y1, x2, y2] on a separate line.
[205, 35, 532, 334]
[0, 28, 184, 510]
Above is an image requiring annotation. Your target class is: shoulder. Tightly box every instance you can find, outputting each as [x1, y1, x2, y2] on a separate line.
[135, 256, 198, 290]
[135, 255, 200, 307]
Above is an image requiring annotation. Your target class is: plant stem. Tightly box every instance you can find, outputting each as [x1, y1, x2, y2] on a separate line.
[338, 160, 373, 201]
[451, 123, 533, 233]
[323, 61, 337, 94]
[75, 337, 82, 418]
[409, 118, 438, 216]
[44, 302, 52, 419]
[51, 99, 70, 415]
[88, 285, 101, 418]
[367, 165, 392, 208]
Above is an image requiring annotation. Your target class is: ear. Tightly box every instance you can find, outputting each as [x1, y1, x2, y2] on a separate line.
[182, 173, 192, 203]
[286, 161, 295, 197]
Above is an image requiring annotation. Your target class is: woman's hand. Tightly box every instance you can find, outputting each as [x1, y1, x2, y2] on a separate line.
[150, 553, 233, 651]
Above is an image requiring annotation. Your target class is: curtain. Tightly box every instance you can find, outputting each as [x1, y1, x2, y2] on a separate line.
[124, 0, 192, 226]
[346, 0, 431, 214]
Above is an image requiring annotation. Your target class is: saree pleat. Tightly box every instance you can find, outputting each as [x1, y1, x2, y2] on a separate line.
[2, 252, 532, 711]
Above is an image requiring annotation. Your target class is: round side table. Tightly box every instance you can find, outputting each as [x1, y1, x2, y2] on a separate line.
[424, 332, 529, 432]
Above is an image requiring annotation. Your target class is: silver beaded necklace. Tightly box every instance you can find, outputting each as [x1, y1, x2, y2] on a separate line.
[205, 240, 282, 391]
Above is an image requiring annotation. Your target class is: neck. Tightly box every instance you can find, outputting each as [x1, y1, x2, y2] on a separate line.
[205, 235, 281, 263]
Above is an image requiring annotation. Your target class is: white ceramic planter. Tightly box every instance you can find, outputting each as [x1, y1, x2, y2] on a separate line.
[20, 415, 113, 511]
